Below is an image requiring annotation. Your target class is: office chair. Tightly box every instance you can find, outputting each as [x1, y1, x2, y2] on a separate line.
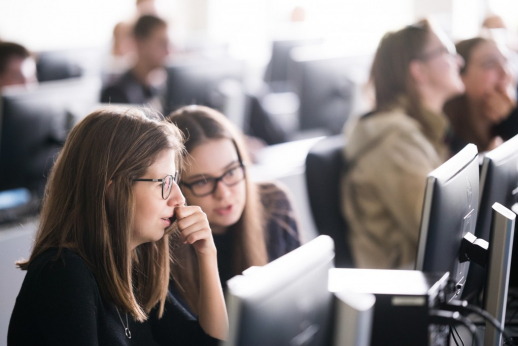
[305, 135, 354, 267]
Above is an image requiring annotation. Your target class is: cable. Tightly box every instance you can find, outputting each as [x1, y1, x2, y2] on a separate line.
[452, 325, 465, 346]
[441, 300, 515, 346]
[450, 325, 460, 346]
[430, 310, 479, 346]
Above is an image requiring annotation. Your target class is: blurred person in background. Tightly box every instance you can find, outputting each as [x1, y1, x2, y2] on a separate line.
[444, 38, 518, 153]
[167, 105, 301, 314]
[0, 41, 37, 90]
[101, 14, 170, 110]
[341, 20, 465, 269]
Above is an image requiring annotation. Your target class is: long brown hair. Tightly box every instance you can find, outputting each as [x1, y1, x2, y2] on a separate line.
[455, 37, 488, 75]
[17, 106, 184, 322]
[166, 105, 267, 312]
[370, 19, 433, 121]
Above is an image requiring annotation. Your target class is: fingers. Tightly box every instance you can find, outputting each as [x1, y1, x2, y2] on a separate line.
[174, 206, 216, 255]
[175, 205, 201, 220]
[485, 90, 513, 123]
[179, 219, 210, 244]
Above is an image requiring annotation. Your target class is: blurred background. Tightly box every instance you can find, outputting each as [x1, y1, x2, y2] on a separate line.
[1, 1, 518, 344]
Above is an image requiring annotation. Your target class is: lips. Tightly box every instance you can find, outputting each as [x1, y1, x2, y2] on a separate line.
[215, 204, 233, 216]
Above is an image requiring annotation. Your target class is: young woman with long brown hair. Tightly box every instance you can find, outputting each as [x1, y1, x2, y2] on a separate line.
[341, 20, 465, 269]
[166, 105, 301, 313]
[444, 37, 518, 153]
[8, 107, 228, 345]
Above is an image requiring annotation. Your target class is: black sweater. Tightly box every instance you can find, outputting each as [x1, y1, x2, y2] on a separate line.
[8, 248, 218, 346]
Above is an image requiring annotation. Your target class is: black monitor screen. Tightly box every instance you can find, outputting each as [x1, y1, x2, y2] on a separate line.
[264, 38, 323, 85]
[163, 58, 244, 116]
[477, 134, 518, 241]
[287, 53, 368, 134]
[476, 134, 518, 289]
[0, 78, 101, 196]
[415, 144, 479, 300]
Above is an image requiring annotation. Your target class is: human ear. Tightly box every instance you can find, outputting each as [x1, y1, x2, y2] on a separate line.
[409, 59, 428, 85]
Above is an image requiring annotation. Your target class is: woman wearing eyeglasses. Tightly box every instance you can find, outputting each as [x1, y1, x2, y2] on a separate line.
[8, 107, 228, 345]
[341, 19, 465, 270]
[166, 105, 301, 314]
[444, 37, 518, 154]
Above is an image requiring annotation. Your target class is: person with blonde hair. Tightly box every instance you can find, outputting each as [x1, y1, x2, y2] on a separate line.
[166, 105, 301, 313]
[341, 20, 465, 269]
[8, 107, 227, 345]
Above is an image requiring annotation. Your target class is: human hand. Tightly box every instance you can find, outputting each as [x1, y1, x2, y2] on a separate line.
[175, 206, 216, 257]
[487, 136, 504, 151]
[484, 82, 516, 123]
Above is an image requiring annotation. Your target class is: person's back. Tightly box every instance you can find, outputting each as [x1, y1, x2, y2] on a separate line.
[341, 20, 464, 269]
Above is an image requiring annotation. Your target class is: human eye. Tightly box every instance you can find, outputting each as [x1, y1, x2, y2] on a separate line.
[191, 179, 210, 188]
[481, 59, 498, 69]
[225, 167, 237, 177]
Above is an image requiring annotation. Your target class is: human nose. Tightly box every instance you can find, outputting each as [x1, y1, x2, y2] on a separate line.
[167, 182, 186, 207]
[455, 54, 465, 70]
[213, 180, 231, 199]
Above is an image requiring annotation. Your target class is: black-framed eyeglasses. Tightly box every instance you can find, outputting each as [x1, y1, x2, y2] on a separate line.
[180, 163, 245, 197]
[133, 172, 179, 200]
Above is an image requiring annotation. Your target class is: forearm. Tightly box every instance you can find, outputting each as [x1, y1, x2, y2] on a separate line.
[197, 252, 229, 340]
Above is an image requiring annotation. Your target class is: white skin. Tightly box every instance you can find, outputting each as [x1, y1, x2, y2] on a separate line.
[131, 149, 228, 340]
[133, 25, 171, 85]
[462, 40, 516, 124]
[181, 138, 247, 235]
[410, 30, 465, 114]
[0, 56, 37, 90]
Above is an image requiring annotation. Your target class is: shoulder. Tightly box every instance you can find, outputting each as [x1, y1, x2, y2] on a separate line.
[257, 182, 301, 250]
[257, 181, 293, 211]
[100, 71, 135, 103]
[30, 248, 99, 300]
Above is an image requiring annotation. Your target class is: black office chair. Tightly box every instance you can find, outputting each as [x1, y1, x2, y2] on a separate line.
[305, 135, 354, 267]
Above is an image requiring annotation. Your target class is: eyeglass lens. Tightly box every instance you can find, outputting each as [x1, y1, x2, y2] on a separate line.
[192, 166, 244, 196]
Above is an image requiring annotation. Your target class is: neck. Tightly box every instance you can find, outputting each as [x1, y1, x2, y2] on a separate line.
[211, 224, 228, 235]
[418, 86, 446, 114]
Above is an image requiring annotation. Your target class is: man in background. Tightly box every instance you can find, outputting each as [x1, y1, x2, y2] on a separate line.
[0, 42, 37, 90]
[101, 14, 170, 110]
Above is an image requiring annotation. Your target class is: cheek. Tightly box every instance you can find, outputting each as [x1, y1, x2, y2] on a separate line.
[465, 71, 495, 96]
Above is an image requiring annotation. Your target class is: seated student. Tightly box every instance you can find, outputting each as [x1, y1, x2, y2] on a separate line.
[8, 107, 227, 345]
[166, 105, 301, 313]
[0, 41, 37, 90]
[101, 15, 170, 110]
[444, 37, 518, 153]
[341, 20, 465, 269]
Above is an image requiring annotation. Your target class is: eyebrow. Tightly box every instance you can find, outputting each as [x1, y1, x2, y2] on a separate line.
[185, 160, 240, 181]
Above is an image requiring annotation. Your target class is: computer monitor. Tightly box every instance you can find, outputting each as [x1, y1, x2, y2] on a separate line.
[287, 51, 368, 135]
[477, 134, 518, 242]
[463, 134, 518, 299]
[223, 235, 336, 346]
[263, 38, 323, 87]
[415, 144, 479, 301]
[163, 57, 245, 116]
[483, 203, 515, 346]
[36, 47, 105, 82]
[0, 77, 101, 196]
